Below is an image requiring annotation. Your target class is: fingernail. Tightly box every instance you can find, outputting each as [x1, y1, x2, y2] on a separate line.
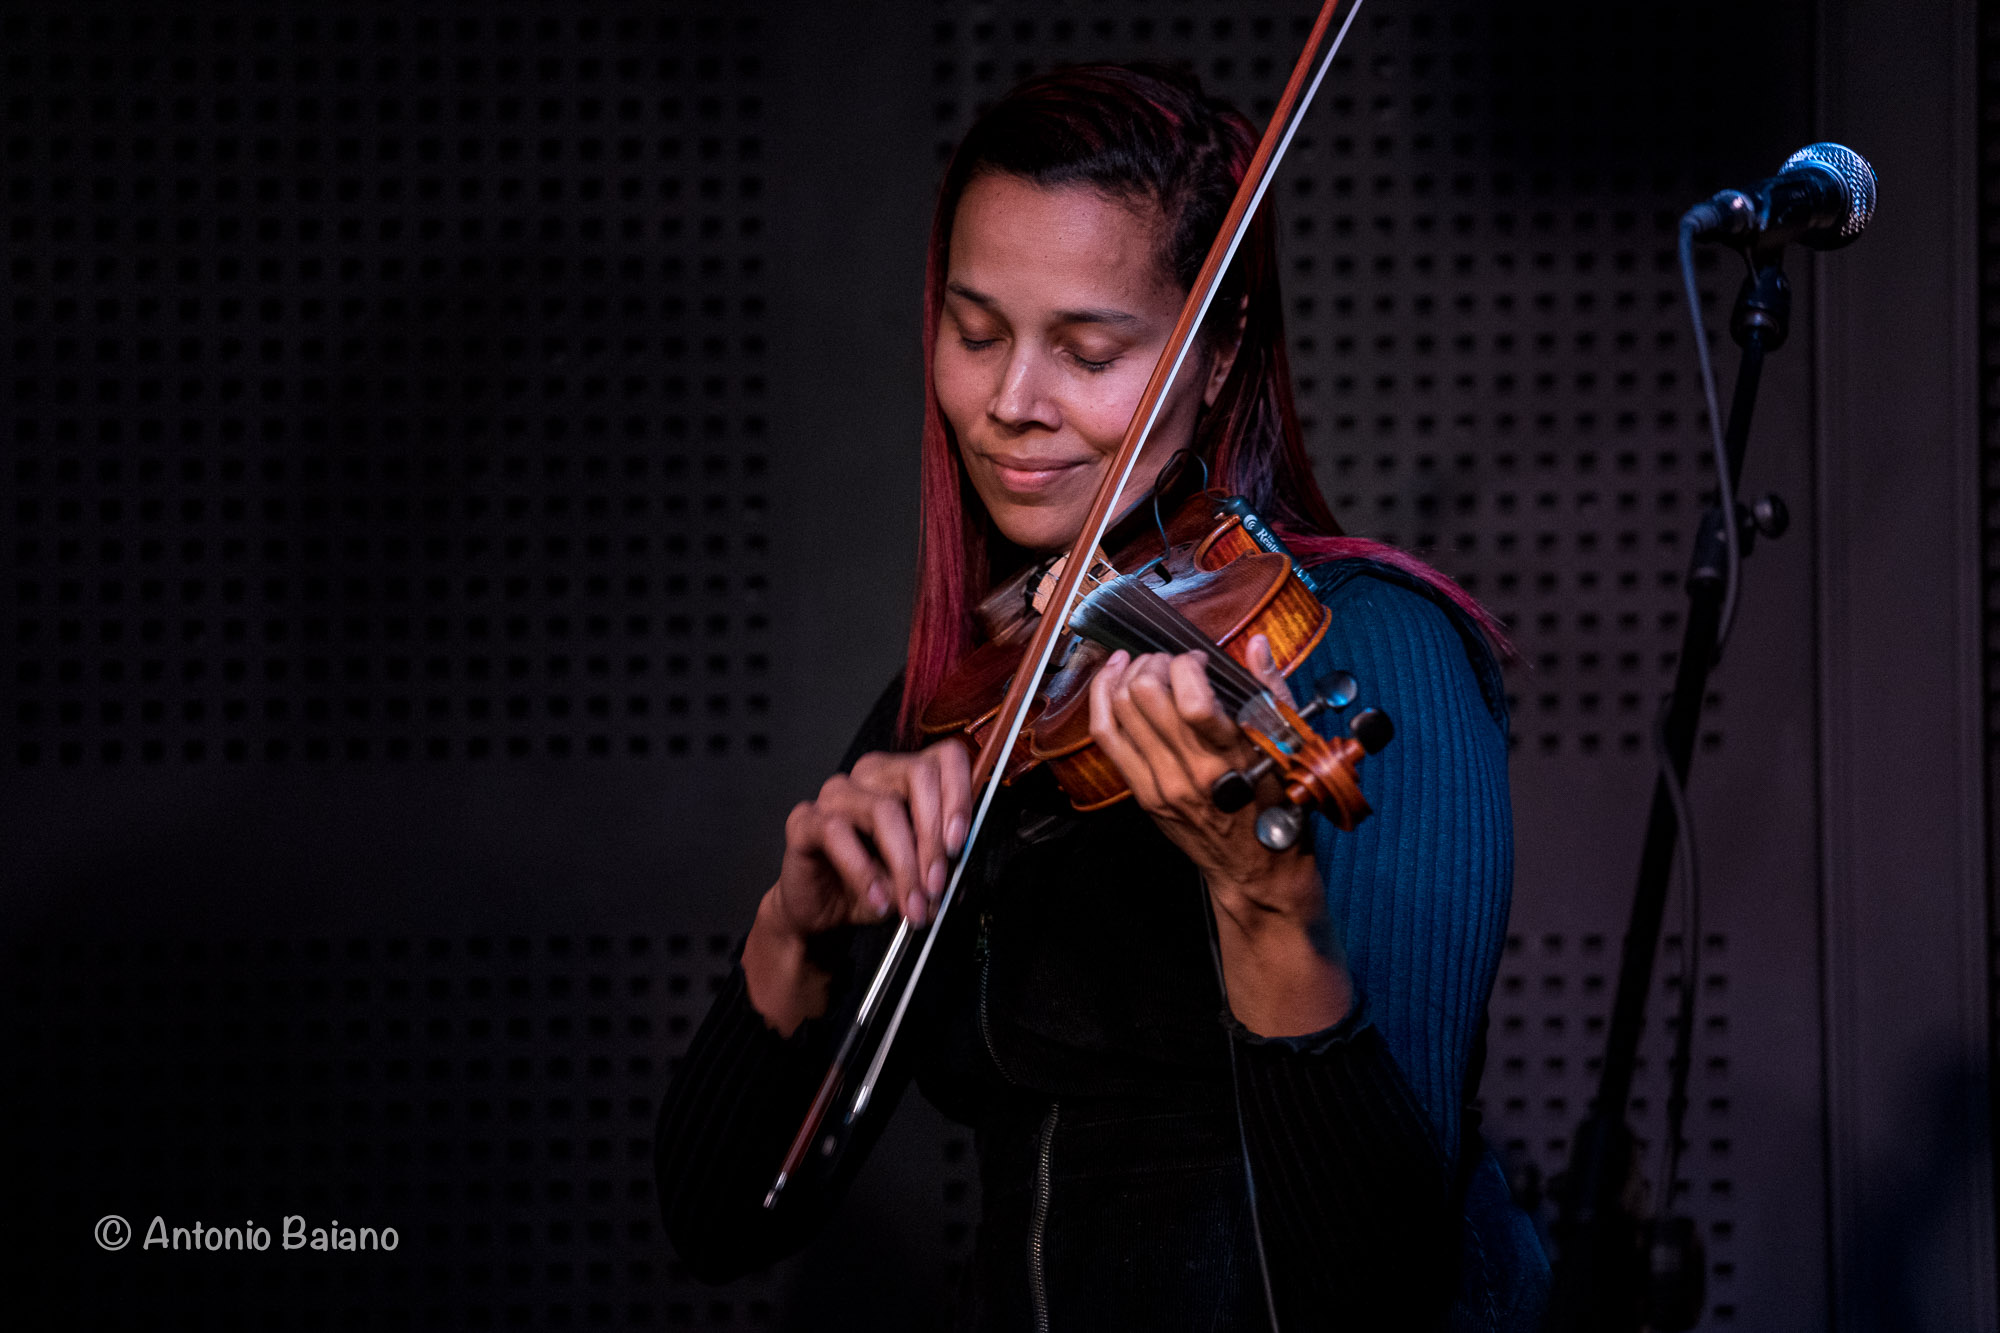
[867, 881, 889, 915]
[928, 860, 946, 897]
[946, 815, 968, 855]
[907, 893, 926, 924]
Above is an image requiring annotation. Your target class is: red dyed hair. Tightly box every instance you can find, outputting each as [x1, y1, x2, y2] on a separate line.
[899, 64, 1499, 741]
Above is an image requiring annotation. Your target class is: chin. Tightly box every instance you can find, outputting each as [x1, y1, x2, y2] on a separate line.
[984, 501, 1086, 556]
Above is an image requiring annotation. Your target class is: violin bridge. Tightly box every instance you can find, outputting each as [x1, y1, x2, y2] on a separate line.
[1030, 547, 1116, 618]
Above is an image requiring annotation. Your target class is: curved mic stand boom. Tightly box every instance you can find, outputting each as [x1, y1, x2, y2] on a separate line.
[760, 0, 1368, 1213]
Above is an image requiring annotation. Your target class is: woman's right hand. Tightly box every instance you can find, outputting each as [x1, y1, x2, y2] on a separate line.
[744, 739, 973, 1034]
[770, 739, 975, 934]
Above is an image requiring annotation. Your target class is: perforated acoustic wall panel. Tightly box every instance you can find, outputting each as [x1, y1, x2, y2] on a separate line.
[14, 934, 756, 1328]
[4, 3, 772, 768]
[933, 4, 1768, 757]
[0, 4, 830, 1329]
[5, 1, 1843, 1329]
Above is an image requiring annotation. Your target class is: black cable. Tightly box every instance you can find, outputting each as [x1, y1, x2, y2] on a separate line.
[1677, 214, 1741, 654]
[1149, 448, 1211, 576]
[1199, 872, 1283, 1333]
[1651, 207, 1733, 1223]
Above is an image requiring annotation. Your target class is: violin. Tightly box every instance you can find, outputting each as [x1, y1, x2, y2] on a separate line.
[920, 484, 1395, 849]
[764, 0, 1372, 1211]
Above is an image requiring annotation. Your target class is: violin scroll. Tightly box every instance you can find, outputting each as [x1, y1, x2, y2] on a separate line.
[1221, 692, 1396, 852]
[1209, 670, 1356, 811]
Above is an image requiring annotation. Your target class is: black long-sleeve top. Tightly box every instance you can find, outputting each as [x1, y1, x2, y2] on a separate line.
[654, 566, 1535, 1330]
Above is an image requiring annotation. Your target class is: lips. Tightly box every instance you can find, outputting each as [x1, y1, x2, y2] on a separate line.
[980, 454, 1093, 495]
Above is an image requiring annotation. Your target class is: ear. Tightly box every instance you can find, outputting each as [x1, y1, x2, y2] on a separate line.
[1201, 295, 1250, 408]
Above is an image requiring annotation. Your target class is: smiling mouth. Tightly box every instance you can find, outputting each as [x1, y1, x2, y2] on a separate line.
[983, 456, 1092, 494]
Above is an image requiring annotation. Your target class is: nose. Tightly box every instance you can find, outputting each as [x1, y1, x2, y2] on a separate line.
[990, 345, 1061, 435]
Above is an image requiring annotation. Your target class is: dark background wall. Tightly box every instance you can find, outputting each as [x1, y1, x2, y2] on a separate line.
[1, 1, 1987, 1329]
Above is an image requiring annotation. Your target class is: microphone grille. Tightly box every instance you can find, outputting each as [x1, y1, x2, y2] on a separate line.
[1780, 142, 1878, 240]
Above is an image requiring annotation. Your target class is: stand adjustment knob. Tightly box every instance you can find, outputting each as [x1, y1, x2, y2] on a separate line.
[1750, 493, 1789, 539]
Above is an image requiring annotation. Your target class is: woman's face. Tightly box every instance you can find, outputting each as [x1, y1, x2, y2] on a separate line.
[934, 172, 1225, 555]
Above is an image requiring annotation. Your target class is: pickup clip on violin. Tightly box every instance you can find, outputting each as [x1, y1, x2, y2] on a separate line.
[764, 0, 1377, 1213]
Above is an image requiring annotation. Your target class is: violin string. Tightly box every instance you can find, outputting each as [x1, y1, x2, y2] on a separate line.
[1091, 581, 1205, 659]
[1118, 603, 1262, 708]
[1084, 584, 1261, 712]
[1105, 578, 1267, 687]
[1087, 585, 1192, 662]
[1125, 586, 1270, 700]
[1072, 585, 1239, 701]
[1091, 578, 1273, 708]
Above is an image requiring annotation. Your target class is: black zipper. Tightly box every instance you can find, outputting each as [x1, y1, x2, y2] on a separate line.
[982, 912, 1053, 1328]
[1029, 1102, 1059, 1333]
[975, 911, 1016, 1085]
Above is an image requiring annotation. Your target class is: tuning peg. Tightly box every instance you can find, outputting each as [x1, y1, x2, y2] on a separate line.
[1211, 755, 1278, 813]
[1297, 670, 1358, 722]
[1255, 803, 1306, 851]
[1350, 707, 1394, 755]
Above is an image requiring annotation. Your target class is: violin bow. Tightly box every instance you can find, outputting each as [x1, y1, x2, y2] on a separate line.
[764, 0, 1366, 1211]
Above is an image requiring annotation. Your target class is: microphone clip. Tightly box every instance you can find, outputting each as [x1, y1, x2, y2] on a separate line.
[1684, 189, 1759, 244]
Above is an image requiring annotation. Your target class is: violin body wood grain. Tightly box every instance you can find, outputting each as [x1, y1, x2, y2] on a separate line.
[919, 493, 1339, 815]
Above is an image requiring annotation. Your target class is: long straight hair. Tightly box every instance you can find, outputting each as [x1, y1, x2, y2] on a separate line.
[899, 64, 1499, 741]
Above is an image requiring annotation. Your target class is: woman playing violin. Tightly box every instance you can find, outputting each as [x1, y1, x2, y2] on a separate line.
[655, 64, 1546, 1331]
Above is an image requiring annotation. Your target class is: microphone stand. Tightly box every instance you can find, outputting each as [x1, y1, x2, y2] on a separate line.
[1546, 254, 1792, 1332]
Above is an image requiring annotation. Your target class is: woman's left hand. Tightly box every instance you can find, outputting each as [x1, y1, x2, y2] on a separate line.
[1086, 633, 1320, 927]
[1088, 632, 1353, 1036]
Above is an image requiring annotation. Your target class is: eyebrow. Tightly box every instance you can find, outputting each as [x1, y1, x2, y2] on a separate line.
[944, 280, 1141, 328]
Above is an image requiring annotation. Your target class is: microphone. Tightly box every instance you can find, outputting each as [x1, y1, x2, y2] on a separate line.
[1686, 142, 1878, 251]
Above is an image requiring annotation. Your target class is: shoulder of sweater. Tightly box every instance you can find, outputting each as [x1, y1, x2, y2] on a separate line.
[1317, 567, 1457, 630]
[1306, 565, 1510, 734]
[1313, 568, 1477, 674]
